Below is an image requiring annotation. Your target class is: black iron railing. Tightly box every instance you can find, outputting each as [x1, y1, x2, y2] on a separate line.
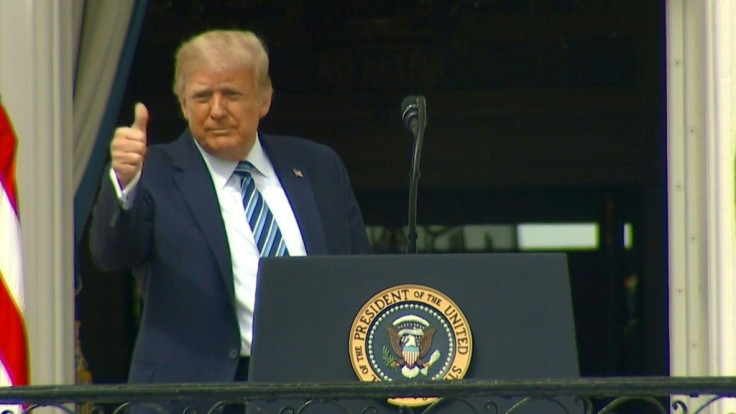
[2, 377, 736, 413]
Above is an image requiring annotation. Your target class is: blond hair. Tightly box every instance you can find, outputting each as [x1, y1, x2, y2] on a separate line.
[173, 30, 272, 100]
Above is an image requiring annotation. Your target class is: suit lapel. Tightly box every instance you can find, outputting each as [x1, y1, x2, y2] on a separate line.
[261, 134, 329, 255]
[170, 132, 235, 303]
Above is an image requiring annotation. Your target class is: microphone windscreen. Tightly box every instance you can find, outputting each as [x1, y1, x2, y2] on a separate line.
[401, 96, 418, 131]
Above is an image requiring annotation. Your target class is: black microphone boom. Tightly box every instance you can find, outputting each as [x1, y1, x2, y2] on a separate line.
[400, 95, 427, 254]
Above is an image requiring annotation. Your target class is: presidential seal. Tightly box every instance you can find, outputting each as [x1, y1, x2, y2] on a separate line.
[349, 284, 473, 406]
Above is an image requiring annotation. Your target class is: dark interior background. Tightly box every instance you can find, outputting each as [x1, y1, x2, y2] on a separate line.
[78, 0, 668, 383]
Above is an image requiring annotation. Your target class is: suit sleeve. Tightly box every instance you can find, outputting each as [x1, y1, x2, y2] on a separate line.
[333, 153, 372, 254]
[89, 165, 154, 271]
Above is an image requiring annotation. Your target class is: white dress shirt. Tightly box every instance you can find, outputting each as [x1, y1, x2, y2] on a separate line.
[111, 134, 307, 356]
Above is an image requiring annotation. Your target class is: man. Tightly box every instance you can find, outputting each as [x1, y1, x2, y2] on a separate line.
[89, 29, 371, 388]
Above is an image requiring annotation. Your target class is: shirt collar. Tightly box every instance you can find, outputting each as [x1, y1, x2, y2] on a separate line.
[194, 132, 272, 190]
[243, 136, 271, 178]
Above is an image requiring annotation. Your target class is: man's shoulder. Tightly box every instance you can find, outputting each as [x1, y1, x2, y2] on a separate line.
[260, 132, 337, 159]
[139, 130, 201, 178]
[147, 130, 195, 158]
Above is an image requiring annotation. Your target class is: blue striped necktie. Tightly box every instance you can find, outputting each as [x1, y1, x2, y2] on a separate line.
[233, 161, 289, 257]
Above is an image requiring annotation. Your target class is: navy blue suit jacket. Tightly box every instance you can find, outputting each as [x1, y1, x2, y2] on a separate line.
[90, 130, 371, 383]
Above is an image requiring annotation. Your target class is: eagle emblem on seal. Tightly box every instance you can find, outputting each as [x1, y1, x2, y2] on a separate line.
[385, 315, 442, 378]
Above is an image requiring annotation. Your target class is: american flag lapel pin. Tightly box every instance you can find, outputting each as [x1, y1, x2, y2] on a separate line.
[293, 168, 304, 178]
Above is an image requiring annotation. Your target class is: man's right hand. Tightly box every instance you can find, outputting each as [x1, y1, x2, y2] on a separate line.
[110, 102, 148, 188]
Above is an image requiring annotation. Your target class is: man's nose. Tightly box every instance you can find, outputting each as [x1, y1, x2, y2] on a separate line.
[210, 94, 227, 119]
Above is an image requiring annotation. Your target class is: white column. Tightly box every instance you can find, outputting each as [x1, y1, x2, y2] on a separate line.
[704, 1, 736, 378]
[0, 0, 75, 385]
[668, 3, 736, 412]
[667, 0, 709, 377]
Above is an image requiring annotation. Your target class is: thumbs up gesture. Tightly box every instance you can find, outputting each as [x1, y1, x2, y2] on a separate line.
[111, 103, 148, 188]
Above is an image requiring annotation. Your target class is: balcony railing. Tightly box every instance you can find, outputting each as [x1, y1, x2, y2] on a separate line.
[3, 377, 736, 414]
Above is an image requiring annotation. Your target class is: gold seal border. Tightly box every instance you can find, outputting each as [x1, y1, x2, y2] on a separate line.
[348, 284, 473, 387]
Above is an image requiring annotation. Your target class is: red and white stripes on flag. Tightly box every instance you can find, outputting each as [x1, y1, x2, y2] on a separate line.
[0, 103, 29, 391]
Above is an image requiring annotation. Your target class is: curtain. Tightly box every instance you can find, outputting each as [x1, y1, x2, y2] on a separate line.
[72, 0, 147, 246]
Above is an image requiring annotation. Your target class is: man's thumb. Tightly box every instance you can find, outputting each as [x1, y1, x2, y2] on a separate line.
[132, 102, 149, 132]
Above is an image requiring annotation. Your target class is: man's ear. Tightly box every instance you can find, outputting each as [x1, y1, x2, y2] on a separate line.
[179, 97, 189, 120]
[259, 92, 272, 119]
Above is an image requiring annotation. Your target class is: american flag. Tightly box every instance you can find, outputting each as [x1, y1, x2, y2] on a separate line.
[0, 102, 29, 414]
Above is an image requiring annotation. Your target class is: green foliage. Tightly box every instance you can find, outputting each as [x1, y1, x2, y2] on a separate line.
[382, 346, 398, 369]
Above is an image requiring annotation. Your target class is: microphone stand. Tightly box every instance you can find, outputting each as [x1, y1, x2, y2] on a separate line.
[407, 97, 426, 254]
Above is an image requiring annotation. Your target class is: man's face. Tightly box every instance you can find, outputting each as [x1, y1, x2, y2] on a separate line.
[179, 64, 271, 161]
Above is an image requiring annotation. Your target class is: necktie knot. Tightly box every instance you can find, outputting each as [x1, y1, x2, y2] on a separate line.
[233, 161, 255, 180]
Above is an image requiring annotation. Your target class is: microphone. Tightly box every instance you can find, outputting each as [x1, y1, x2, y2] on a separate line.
[401, 95, 427, 137]
[401, 96, 419, 134]
[400, 95, 428, 254]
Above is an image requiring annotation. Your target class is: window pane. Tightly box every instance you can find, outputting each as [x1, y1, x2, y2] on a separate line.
[517, 223, 599, 250]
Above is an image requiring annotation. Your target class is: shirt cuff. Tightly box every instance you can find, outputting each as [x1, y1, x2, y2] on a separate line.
[109, 168, 141, 210]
